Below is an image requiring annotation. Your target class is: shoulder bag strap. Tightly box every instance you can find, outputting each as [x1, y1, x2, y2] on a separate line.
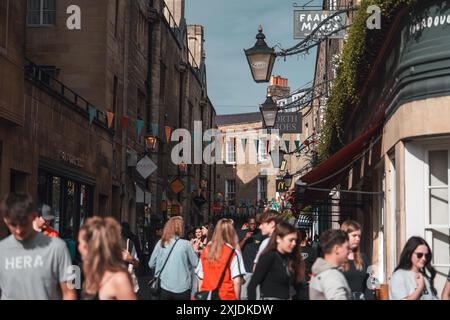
[157, 238, 180, 277]
[215, 248, 236, 290]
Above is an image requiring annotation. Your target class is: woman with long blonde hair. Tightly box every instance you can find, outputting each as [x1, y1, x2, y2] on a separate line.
[340, 220, 374, 300]
[78, 217, 137, 300]
[195, 218, 246, 300]
[149, 216, 198, 300]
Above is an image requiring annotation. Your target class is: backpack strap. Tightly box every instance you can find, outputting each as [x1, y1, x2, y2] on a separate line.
[215, 248, 236, 290]
[157, 238, 179, 277]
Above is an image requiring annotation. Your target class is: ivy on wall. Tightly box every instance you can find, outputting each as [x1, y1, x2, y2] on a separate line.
[317, 0, 417, 161]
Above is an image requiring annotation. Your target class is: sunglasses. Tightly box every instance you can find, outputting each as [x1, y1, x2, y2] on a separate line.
[414, 252, 431, 260]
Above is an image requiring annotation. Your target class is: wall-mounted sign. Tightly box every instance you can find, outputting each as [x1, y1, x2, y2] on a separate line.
[170, 178, 185, 194]
[276, 179, 288, 192]
[58, 151, 84, 168]
[274, 112, 302, 134]
[294, 10, 347, 39]
[136, 156, 157, 179]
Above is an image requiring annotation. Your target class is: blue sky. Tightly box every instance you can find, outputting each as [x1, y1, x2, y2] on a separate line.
[185, 0, 323, 115]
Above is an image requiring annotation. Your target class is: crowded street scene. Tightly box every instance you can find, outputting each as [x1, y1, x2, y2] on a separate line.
[1, 0, 450, 310]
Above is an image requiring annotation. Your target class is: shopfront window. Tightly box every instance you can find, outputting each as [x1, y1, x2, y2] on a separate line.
[38, 170, 93, 239]
[426, 149, 450, 294]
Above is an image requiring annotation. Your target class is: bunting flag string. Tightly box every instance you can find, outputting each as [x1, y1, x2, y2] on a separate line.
[294, 140, 301, 151]
[254, 139, 259, 154]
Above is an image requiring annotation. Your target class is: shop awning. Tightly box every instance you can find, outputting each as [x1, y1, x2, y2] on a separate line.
[294, 120, 383, 205]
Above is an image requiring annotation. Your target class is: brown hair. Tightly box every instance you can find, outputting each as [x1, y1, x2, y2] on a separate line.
[206, 218, 239, 262]
[79, 217, 129, 294]
[262, 222, 305, 284]
[340, 220, 363, 271]
[0, 193, 35, 224]
[161, 216, 185, 247]
[320, 229, 349, 254]
[259, 210, 283, 224]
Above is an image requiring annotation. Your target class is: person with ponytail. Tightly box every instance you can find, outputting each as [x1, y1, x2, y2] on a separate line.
[247, 222, 305, 300]
[389, 236, 438, 300]
[78, 217, 137, 300]
[195, 218, 246, 300]
[340, 220, 375, 300]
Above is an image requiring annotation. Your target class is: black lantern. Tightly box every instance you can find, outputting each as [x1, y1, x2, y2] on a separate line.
[244, 26, 276, 83]
[260, 93, 279, 129]
[283, 171, 293, 188]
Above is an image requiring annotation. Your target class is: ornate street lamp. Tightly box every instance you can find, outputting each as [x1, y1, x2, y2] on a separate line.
[244, 26, 276, 83]
[260, 92, 279, 129]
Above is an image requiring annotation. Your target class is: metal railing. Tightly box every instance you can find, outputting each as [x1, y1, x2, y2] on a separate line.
[25, 59, 109, 129]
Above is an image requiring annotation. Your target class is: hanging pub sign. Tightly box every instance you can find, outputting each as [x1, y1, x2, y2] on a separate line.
[293, 10, 347, 39]
[170, 178, 184, 194]
[274, 112, 302, 134]
[276, 179, 288, 192]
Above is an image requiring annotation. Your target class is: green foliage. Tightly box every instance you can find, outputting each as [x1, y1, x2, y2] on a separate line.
[318, 0, 417, 161]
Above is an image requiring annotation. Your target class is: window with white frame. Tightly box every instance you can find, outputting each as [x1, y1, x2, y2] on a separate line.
[257, 177, 267, 202]
[258, 138, 269, 162]
[27, 0, 56, 26]
[225, 180, 235, 204]
[425, 148, 450, 293]
[226, 137, 236, 164]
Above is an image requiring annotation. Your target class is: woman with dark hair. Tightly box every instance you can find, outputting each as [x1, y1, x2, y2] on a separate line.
[389, 236, 438, 300]
[340, 220, 374, 300]
[201, 223, 214, 245]
[247, 222, 305, 300]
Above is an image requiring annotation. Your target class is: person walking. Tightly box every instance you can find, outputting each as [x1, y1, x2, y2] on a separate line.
[121, 222, 140, 294]
[252, 211, 283, 272]
[149, 216, 198, 300]
[33, 204, 59, 238]
[295, 229, 317, 300]
[389, 236, 438, 300]
[340, 220, 375, 300]
[78, 217, 137, 300]
[247, 222, 305, 300]
[309, 229, 352, 300]
[195, 219, 246, 300]
[0, 193, 76, 300]
[237, 216, 263, 299]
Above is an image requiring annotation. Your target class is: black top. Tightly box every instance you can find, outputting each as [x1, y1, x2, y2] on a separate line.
[237, 228, 264, 272]
[342, 253, 375, 300]
[247, 251, 292, 300]
[300, 245, 317, 281]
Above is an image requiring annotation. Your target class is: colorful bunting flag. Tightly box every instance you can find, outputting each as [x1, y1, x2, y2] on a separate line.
[120, 116, 129, 129]
[136, 119, 144, 137]
[151, 123, 159, 137]
[285, 140, 290, 153]
[294, 140, 301, 151]
[241, 139, 247, 152]
[106, 112, 114, 129]
[165, 126, 172, 143]
[254, 139, 259, 154]
[88, 106, 97, 126]
[266, 139, 270, 154]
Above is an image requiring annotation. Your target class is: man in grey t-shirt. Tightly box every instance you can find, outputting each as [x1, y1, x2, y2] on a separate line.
[0, 193, 76, 300]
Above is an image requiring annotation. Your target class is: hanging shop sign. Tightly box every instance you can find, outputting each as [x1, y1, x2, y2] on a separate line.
[170, 178, 185, 194]
[293, 10, 348, 39]
[136, 156, 157, 179]
[276, 179, 289, 192]
[274, 112, 302, 134]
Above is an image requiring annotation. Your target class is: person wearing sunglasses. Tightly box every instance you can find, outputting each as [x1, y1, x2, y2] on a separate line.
[389, 236, 438, 300]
